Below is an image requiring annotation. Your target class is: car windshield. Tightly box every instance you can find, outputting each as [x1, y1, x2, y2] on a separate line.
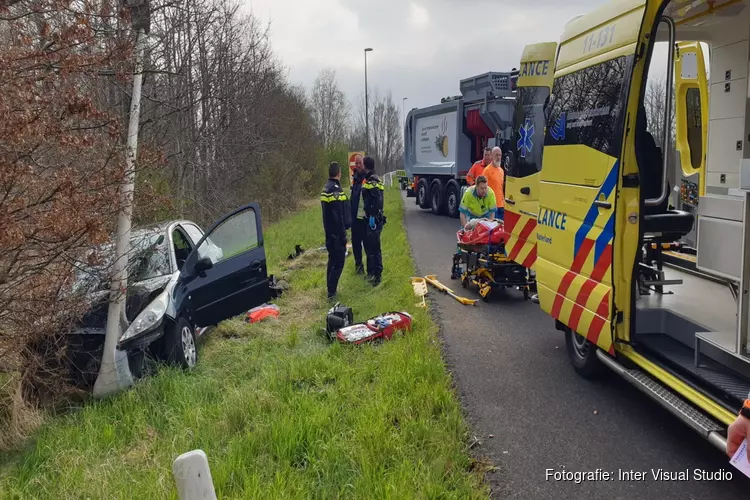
[72, 230, 172, 294]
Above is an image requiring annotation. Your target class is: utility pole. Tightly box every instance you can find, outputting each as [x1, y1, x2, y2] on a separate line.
[364, 47, 373, 155]
[402, 97, 408, 126]
[94, 0, 151, 397]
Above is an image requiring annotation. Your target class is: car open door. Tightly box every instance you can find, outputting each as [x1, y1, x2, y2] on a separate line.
[173, 203, 270, 327]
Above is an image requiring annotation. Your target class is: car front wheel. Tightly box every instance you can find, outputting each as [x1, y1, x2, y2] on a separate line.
[162, 317, 198, 369]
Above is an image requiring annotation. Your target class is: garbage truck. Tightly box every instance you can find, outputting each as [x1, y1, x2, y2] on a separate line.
[403, 71, 518, 218]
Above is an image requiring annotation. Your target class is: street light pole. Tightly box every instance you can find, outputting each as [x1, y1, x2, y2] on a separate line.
[402, 97, 408, 126]
[94, 0, 150, 397]
[364, 47, 373, 155]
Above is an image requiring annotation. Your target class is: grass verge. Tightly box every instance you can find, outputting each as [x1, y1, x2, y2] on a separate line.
[0, 188, 489, 499]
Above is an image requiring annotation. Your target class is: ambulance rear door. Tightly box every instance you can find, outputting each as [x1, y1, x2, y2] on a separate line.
[505, 42, 557, 270]
[674, 41, 709, 202]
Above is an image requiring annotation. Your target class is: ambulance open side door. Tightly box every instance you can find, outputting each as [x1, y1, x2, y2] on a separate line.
[674, 42, 709, 203]
[505, 42, 557, 270]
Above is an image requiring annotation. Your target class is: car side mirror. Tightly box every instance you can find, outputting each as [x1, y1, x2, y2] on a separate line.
[194, 256, 213, 275]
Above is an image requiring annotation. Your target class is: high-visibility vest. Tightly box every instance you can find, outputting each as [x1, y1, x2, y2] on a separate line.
[357, 179, 366, 219]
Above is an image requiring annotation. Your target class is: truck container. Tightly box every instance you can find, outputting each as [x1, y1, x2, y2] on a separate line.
[403, 71, 518, 218]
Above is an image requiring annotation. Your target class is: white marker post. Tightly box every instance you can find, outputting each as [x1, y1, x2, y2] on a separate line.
[173, 450, 217, 500]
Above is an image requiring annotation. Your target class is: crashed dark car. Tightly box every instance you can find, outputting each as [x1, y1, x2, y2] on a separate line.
[64, 203, 273, 385]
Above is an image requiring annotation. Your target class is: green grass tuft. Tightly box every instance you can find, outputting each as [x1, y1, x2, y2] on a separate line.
[0, 188, 489, 499]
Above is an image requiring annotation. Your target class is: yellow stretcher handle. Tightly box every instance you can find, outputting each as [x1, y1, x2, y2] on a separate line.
[424, 275, 477, 306]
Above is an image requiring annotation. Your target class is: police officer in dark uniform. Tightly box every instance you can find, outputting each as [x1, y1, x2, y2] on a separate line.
[350, 154, 366, 275]
[321, 162, 351, 300]
[362, 156, 385, 286]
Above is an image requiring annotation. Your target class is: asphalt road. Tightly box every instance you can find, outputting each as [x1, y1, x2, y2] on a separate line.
[401, 192, 749, 499]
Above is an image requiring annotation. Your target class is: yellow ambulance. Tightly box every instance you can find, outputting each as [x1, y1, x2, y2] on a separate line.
[534, 0, 750, 452]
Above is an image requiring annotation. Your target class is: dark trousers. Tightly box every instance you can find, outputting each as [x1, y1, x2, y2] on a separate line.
[364, 226, 383, 279]
[326, 239, 346, 297]
[351, 218, 367, 268]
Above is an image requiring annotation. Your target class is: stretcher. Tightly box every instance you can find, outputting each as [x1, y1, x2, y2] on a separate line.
[450, 220, 534, 301]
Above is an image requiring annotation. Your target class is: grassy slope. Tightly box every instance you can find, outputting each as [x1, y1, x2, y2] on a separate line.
[0, 189, 488, 499]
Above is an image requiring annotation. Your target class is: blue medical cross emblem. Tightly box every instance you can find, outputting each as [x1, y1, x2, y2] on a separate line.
[517, 117, 534, 158]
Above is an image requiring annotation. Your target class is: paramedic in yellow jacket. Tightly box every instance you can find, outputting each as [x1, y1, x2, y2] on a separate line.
[451, 175, 497, 280]
[458, 175, 496, 229]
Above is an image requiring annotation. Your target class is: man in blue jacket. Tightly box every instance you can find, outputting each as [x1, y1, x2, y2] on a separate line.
[321, 162, 351, 300]
[349, 154, 366, 275]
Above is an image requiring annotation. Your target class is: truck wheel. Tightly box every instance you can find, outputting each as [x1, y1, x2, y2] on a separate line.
[445, 182, 460, 218]
[430, 179, 445, 215]
[161, 317, 198, 370]
[417, 179, 430, 209]
[564, 327, 602, 379]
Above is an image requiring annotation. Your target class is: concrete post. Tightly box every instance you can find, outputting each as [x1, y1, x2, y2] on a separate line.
[173, 450, 217, 500]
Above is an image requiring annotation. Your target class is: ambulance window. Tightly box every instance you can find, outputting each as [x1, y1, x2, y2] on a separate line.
[685, 87, 702, 170]
[509, 85, 550, 178]
[544, 55, 630, 157]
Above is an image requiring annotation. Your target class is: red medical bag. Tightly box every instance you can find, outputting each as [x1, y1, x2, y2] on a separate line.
[335, 311, 413, 345]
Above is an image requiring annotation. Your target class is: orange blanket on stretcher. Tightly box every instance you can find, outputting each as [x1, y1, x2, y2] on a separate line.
[456, 219, 508, 247]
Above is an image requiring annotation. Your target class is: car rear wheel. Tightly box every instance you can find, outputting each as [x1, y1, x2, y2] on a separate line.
[564, 327, 602, 379]
[162, 317, 198, 369]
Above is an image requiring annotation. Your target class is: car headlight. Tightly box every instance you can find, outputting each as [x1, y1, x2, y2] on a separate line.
[119, 290, 169, 343]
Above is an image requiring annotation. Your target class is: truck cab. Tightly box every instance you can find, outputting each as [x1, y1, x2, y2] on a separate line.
[534, 0, 750, 453]
[505, 42, 557, 269]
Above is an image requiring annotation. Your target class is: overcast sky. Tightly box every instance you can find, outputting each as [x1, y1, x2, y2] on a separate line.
[244, 0, 613, 115]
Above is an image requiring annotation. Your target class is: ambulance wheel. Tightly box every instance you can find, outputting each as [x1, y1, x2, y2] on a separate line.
[445, 182, 460, 218]
[417, 179, 430, 209]
[565, 328, 602, 379]
[430, 179, 445, 215]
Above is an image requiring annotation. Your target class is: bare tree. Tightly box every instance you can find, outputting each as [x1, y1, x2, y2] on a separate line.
[644, 76, 675, 149]
[349, 88, 403, 174]
[0, 0, 151, 436]
[310, 69, 349, 149]
[139, 0, 323, 225]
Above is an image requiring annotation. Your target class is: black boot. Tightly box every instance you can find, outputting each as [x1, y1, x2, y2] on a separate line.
[355, 264, 364, 275]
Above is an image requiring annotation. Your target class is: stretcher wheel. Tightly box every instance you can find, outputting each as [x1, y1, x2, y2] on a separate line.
[523, 287, 530, 301]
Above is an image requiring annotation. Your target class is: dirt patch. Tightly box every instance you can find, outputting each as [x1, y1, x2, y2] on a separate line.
[215, 271, 326, 341]
[283, 249, 328, 272]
